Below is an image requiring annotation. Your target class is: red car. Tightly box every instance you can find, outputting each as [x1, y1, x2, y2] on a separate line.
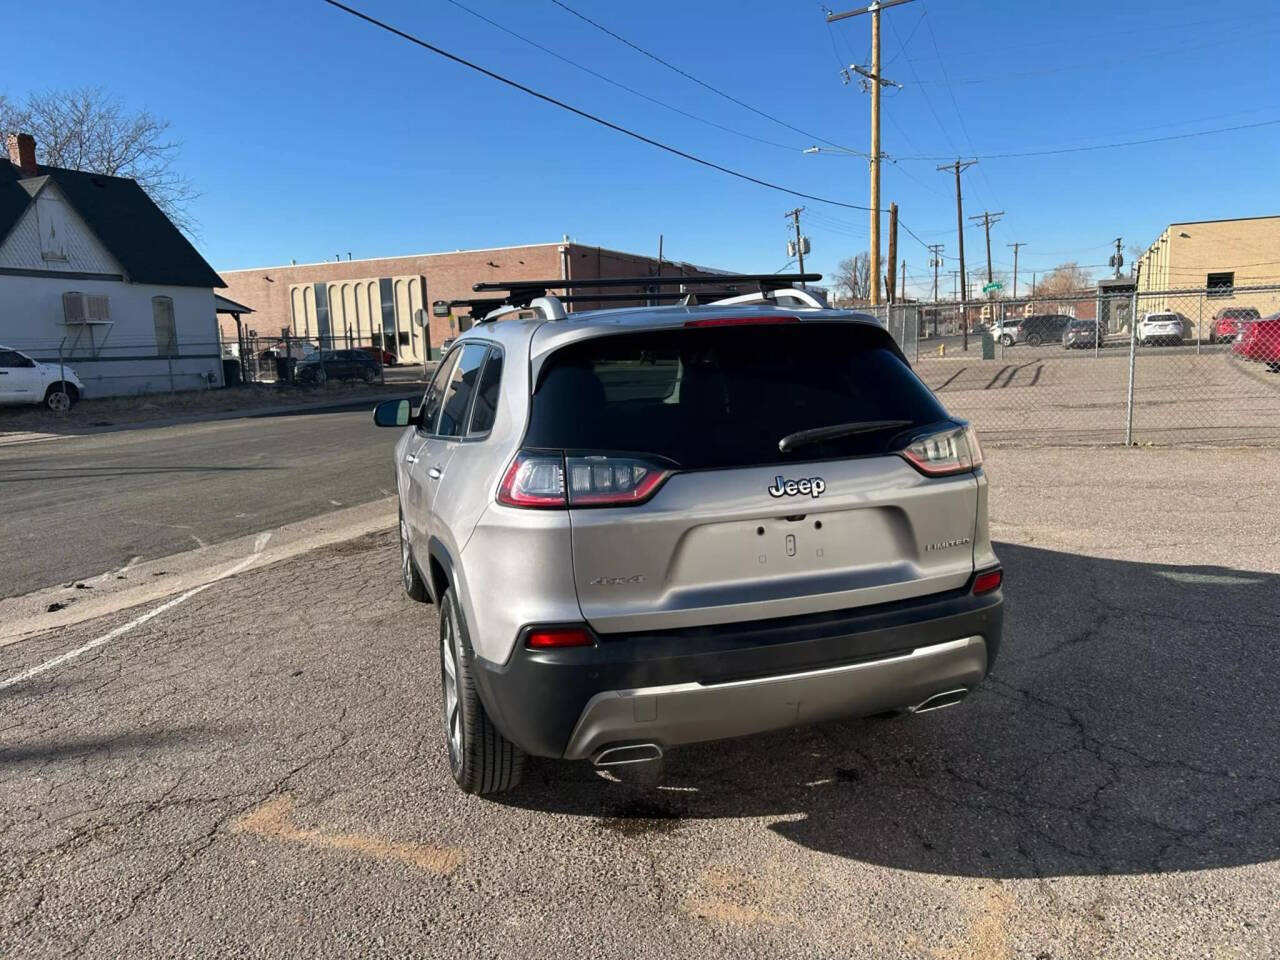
[1212, 306, 1260, 344]
[358, 345, 396, 366]
[1232, 312, 1280, 371]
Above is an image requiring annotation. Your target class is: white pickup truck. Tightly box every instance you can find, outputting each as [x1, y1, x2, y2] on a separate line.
[0, 345, 85, 411]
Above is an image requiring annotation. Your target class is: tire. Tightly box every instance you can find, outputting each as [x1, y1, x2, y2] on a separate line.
[438, 586, 526, 795]
[1000, 335, 1014, 347]
[1026, 334, 1042, 346]
[44, 383, 77, 412]
[399, 506, 428, 602]
[362, 369, 376, 383]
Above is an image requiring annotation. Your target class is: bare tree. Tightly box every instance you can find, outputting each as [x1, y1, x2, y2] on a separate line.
[1031, 261, 1094, 297]
[1, 87, 197, 234]
[833, 253, 871, 301]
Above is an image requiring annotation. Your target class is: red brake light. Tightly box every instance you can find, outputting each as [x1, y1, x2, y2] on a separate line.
[973, 569, 1003, 595]
[684, 315, 800, 328]
[498, 452, 566, 508]
[901, 424, 984, 477]
[526, 627, 595, 649]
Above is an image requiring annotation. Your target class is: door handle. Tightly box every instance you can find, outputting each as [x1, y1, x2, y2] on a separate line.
[404, 452, 418, 464]
[427, 467, 443, 480]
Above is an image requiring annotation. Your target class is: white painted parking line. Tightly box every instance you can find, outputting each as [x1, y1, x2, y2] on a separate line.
[0, 533, 271, 691]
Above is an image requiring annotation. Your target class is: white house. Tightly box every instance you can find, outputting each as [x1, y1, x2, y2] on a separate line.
[0, 133, 227, 397]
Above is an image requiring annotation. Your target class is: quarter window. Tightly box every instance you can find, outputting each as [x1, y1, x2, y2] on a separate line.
[437, 344, 488, 438]
[468, 350, 503, 435]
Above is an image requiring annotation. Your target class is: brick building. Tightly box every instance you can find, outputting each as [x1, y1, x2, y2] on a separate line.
[1136, 215, 1280, 315]
[218, 242, 729, 362]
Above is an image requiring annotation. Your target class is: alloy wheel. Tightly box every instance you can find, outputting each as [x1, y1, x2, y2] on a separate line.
[46, 391, 71, 413]
[440, 613, 462, 763]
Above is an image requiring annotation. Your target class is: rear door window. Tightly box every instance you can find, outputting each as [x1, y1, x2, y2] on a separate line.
[419, 349, 457, 433]
[436, 343, 489, 438]
[526, 323, 948, 469]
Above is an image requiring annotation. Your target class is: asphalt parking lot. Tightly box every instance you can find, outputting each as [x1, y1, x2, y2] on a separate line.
[2, 447, 1278, 958]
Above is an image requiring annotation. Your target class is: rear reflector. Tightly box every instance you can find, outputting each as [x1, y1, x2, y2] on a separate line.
[526, 627, 595, 649]
[973, 569, 1003, 595]
[684, 315, 800, 328]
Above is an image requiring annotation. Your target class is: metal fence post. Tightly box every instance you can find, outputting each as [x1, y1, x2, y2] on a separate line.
[1124, 290, 1138, 446]
[1196, 295, 1202, 355]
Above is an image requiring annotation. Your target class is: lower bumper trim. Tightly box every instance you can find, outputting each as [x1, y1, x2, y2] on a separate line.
[562, 635, 987, 760]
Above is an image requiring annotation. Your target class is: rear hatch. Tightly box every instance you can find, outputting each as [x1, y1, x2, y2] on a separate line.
[518, 319, 982, 634]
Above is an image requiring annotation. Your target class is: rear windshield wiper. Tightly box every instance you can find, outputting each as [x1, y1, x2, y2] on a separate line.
[778, 419, 913, 453]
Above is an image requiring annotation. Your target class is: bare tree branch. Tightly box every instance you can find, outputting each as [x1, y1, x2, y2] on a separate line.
[833, 253, 871, 301]
[0, 86, 198, 235]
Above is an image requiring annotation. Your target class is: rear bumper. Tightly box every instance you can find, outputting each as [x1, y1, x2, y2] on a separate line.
[472, 582, 1003, 759]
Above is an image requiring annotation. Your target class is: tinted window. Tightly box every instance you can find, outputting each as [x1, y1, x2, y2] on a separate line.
[437, 344, 488, 438]
[468, 350, 503, 435]
[419, 349, 457, 433]
[525, 324, 948, 469]
[0, 349, 27, 367]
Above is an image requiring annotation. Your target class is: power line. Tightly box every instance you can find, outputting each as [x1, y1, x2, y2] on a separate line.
[895, 118, 1280, 161]
[439, 0, 804, 152]
[549, 0, 860, 153]
[319, 0, 877, 213]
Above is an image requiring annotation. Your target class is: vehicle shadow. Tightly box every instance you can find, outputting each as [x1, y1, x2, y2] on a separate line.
[496, 542, 1280, 878]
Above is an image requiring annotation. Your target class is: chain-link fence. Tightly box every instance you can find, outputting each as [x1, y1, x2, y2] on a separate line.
[2, 332, 434, 400]
[868, 285, 1280, 445]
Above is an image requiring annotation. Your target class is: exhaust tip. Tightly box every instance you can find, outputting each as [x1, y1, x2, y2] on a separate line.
[592, 743, 664, 767]
[910, 687, 969, 714]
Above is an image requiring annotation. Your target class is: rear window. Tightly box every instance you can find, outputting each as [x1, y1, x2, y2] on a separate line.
[525, 323, 948, 469]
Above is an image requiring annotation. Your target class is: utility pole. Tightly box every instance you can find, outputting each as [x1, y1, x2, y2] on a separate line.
[784, 207, 808, 277]
[927, 244, 943, 303]
[827, 0, 914, 306]
[1109, 236, 1125, 278]
[886, 201, 898, 304]
[968, 210, 1005, 285]
[1006, 241, 1026, 299]
[938, 159, 977, 348]
[900, 260, 906, 301]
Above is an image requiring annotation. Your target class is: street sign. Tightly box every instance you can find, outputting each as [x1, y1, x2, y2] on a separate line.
[982, 281, 1004, 293]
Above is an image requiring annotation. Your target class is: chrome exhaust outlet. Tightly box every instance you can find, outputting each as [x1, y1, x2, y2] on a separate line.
[592, 743, 664, 767]
[910, 687, 969, 714]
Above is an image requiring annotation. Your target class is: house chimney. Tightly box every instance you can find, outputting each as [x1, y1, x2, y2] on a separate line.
[5, 133, 38, 177]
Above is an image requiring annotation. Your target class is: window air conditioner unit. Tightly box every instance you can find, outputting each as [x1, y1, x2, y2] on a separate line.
[61, 291, 111, 323]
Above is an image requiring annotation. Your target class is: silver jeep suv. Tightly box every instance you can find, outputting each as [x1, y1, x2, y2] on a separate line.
[374, 294, 1003, 795]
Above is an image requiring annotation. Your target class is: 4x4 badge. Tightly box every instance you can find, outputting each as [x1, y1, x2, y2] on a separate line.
[767, 476, 826, 499]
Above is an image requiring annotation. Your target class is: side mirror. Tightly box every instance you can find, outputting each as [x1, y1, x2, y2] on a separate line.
[373, 398, 411, 428]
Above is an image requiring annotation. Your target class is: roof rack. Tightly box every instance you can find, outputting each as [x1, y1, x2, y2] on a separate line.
[471, 273, 821, 309]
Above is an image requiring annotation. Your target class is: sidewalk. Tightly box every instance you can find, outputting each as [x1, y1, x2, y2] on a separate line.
[0, 380, 427, 446]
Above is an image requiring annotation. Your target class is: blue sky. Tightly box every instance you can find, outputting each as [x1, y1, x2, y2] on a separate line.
[8, 0, 1279, 295]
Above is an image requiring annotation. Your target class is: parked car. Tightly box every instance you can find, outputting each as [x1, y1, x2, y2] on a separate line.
[1232, 312, 1280, 371]
[1062, 318, 1099, 349]
[0, 345, 85, 411]
[296, 349, 380, 384]
[374, 299, 1003, 794]
[1002, 314, 1072, 347]
[359, 345, 396, 366]
[1211, 307, 1260, 344]
[1138, 312, 1185, 347]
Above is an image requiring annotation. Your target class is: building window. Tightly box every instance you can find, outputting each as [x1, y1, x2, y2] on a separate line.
[398, 331, 411, 347]
[152, 296, 177, 356]
[1206, 272, 1234, 298]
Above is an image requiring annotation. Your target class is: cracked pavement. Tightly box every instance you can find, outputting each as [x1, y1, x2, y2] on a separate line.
[1, 447, 1277, 958]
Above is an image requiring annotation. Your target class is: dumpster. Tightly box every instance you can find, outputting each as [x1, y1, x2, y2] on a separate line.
[981, 330, 995, 360]
[222, 358, 242, 387]
[275, 355, 296, 383]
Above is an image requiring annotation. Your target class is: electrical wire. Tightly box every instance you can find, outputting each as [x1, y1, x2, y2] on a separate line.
[319, 0, 877, 212]
[895, 118, 1280, 161]
[439, 0, 805, 152]
[548, 0, 865, 155]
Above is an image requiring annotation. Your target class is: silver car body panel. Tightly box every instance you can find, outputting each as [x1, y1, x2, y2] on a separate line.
[562, 635, 989, 759]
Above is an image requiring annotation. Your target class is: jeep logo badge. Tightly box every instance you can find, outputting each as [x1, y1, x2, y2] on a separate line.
[767, 476, 826, 499]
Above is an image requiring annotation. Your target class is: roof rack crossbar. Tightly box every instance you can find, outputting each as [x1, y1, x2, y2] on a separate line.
[473, 273, 819, 295]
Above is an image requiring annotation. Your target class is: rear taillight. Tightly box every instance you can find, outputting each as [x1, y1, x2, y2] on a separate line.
[973, 568, 1003, 595]
[525, 626, 595, 649]
[900, 424, 984, 477]
[497, 451, 672, 508]
[684, 315, 800, 328]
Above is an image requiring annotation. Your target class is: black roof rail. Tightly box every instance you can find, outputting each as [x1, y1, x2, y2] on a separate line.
[471, 272, 821, 307]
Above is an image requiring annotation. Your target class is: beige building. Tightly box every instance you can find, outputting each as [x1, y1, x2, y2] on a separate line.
[1136, 215, 1280, 316]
